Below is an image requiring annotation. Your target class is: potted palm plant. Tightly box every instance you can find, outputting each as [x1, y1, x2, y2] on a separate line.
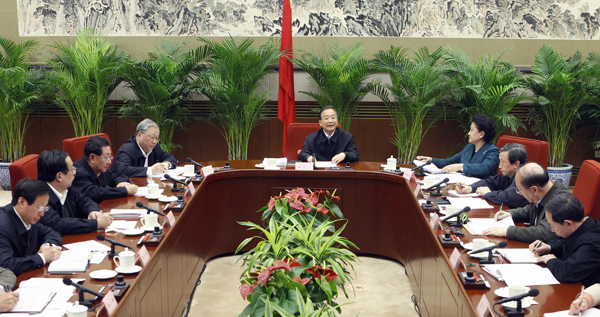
[46, 28, 128, 136]
[197, 37, 282, 160]
[119, 39, 209, 153]
[444, 47, 527, 143]
[294, 42, 378, 131]
[525, 44, 600, 184]
[373, 46, 452, 164]
[0, 37, 45, 190]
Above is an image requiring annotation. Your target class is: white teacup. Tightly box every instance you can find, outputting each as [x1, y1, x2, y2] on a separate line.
[66, 302, 88, 317]
[113, 248, 136, 272]
[387, 157, 397, 170]
[508, 285, 531, 304]
[140, 213, 159, 230]
[148, 183, 159, 197]
[472, 238, 489, 252]
[183, 164, 195, 176]
[424, 176, 436, 188]
[265, 158, 277, 169]
[445, 205, 459, 215]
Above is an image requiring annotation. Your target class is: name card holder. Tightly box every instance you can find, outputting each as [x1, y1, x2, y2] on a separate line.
[402, 170, 416, 182]
[476, 295, 493, 317]
[96, 291, 118, 317]
[135, 245, 151, 267]
[295, 162, 314, 170]
[201, 165, 215, 177]
[163, 211, 176, 229]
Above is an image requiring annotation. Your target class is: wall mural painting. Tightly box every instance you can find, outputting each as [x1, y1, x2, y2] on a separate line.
[17, 0, 600, 39]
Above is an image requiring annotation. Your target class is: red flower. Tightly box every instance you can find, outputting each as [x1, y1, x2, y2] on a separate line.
[257, 269, 272, 286]
[240, 281, 257, 300]
[307, 192, 319, 205]
[290, 201, 305, 211]
[268, 197, 277, 211]
[307, 266, 338, 282]
[316, 203, 329, 215]
[267, 260, 292, 272]
[299, 204, 312, 213]
[293, 276, 311, 285]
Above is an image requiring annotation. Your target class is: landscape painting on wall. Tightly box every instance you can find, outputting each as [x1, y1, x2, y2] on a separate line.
[17, 0, 600, 39]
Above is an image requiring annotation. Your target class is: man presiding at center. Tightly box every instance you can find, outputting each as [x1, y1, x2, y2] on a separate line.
[111, 118, 177, 177]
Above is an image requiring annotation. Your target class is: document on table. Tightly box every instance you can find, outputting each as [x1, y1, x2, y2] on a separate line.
[12, 278, 80, 316]
[497, 248, 541, 264]
[413, 160, 443, 174]
[10, 289, 55, 313]
[447, 197, 494, 209]
[441, 174, 481, 185]
[63, 240, 111, 252]
[482, 264, 559, 286]
[544, 308, 600, 316]
[134, 187, 164, 197]
[315, 161, 337, 168]
[448, 190, 481, 197]
[106, 220, 137, 231]
[110, 208, 146, 218]
[151, 166, 185, 177]
[464, 217, 515, 235]
[47, 250, 90, 273]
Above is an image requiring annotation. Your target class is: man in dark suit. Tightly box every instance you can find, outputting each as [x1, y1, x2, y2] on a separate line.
[110, 118, 178, 177]
[37, 150, 113, 235]
[298, 106, 359, 164]
[0, 178, 62, 276]
[72, 136, 138, 203]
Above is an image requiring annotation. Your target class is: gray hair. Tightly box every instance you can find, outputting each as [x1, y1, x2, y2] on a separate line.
[136, 118, 159, 134]
[499, 143, 528, 165]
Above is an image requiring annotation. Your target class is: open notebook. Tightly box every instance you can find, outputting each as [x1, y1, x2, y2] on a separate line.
[9, 289, 55, 313]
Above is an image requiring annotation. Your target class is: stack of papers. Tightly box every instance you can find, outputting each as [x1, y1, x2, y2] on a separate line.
[448, 190, 480, 197]
[482, 264, 559, 286]
[14, 278, 81, 316]
[110, 208, 147, 218]
[63, 240, 111, 252]
[11, 289, 55, 313]
[134, 187, 164, 197]
[464, 217, 515, 235]
[106, 220, 137, 231]
[497, 248, 541, 264]
[315, 161, 338, 168]
[48, 250, 89, 273]
[413, 160, 443, 174]
[544, 308, 600, 316]
[447, 197, 494, 209]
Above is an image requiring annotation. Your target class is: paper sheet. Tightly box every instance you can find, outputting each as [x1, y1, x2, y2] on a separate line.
[448, 190, 481, 197]
[465, 217, 515, 235]
[482, 264, 560, 286]
[63, 240, 111, 252]
[447, 197, 494, 209]
[544, 308, 600, 317]
[134, 187, 164, 197]
[497, 248, 541, 264]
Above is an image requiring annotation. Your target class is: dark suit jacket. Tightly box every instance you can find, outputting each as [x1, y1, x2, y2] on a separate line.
[72, 157, 129, 203]
[470, 174, 529, 209]
[547, 217, 600, 287]
[110, 136, 178, 177]
[431, 142, 499, 179]
[0, 205, 62, 276]
[298, 128, 359, 162]
[39, 183, 99, 235]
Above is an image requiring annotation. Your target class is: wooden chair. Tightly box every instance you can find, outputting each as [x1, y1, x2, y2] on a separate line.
[8, 154, 39, 195]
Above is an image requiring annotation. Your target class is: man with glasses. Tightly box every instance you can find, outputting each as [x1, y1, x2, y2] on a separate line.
[37, 150, 113, 235]
[298, 106, 359, 164]
[72, 136, 138, 203]
[483, 162, 568, 243]
[0, 178, 62, 276]
[111, 118, 177, 177]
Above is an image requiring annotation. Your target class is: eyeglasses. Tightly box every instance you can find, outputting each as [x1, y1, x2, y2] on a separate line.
[33, 203, 50, 212]
[63, 166, 76, 174]
[98, 155, 113, 162]
[141, 132, 160, 143]
[322, 116, 337, 121]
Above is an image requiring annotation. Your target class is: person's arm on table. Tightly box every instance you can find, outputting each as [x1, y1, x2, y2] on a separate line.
[504, 219, 558, 243]
[298, 138, 314, 162]
[570, 284, 600, 314]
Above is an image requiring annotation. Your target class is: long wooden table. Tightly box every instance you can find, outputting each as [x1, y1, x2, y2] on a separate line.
[15, 161, 582, 317]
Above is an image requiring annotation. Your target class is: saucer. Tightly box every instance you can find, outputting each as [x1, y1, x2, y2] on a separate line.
[142, 225, 163, 232]
[182, 174, 196, 178]
[115, 265, 142, 274]
[501, 299, 532, 309]
[158, 196, 178, 203]
[146, 195, 161, 200]
[494, 286, 530, 298]
[122, 228, 144, 236]
[470, 251, 495, 259]
[89, 269, 118, 280]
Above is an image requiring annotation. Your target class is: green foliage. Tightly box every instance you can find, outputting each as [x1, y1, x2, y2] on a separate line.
[46, 28, 128, 136]
[294, 42, 378, 131]
[0, 37, 45, 162]
[444, 47, 527, 143]
[373, 46, 452, 164]
[525, 44, 600, 167]
[119, 40, 210, 153]
[197, 36, 281, 160]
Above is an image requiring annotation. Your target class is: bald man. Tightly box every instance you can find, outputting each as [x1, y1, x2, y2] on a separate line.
[482, 162, 568, 243]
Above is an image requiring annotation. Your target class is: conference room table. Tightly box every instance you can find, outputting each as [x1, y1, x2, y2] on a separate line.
[14, 160, 583, 317]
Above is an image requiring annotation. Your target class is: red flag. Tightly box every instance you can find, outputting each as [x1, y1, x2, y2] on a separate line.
[278, 0, 295, 156]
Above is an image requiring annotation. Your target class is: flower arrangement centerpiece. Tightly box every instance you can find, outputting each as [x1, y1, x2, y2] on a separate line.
[236, 188, 359, 316]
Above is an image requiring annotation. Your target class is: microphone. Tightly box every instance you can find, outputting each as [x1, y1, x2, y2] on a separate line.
[312, 153, 317, 169]
[468, 241, 507, 255]
[411, 160, 432, 171]
[441, 206, 471, 222]
[186, 157, 204, 168]
[495, 288, 539, 305]
[63, 277, 104, 307]
[423, 177, 449, 191]
[136, 201, 166, 217]
[164, 173, 188, 192]
[97, 234, 134, 258]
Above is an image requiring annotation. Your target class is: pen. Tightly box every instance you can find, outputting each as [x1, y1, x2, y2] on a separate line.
[532, 240, 542, 255]
[579, 285, 584, 317]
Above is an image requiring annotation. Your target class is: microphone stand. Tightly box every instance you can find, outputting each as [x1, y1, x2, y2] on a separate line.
[413, 163, 427, 177]
[479, 249, 496, 265]
[77, 288, 98, 308]
[170, 179, 184, 192]
[429, 183, 443, 197]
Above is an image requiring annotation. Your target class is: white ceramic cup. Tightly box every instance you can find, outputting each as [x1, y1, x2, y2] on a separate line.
[113, 248, 136, 272]
[508, 285, 531, 305]
[424, 176, 436, 188]
[445, 205, 459, 215]
[183, 164, 195, 175]
[472, 238, 489, 252]
[140, 213, 159, 230]
[66, 302, 88, 317]
[265, 158, 277, 169]
[387, 157, 397, 170]
[148, 183, 159, 197]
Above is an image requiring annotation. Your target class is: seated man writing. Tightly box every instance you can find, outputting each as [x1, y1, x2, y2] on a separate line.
[455, 143, 529, 208]
[111, 118, 178, 177]
[72, 136, 138, 203]
[38, 150, 113, 235]
[298, 106, 359, 164]
[483, 162, 568, 243]
[530, 193, 600, 287]
[0, 179, 62, 276]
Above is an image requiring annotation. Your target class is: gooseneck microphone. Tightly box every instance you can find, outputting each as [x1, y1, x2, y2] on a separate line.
[441, 206, 470, 227]
[493, 288, 539, 316]
[136, 201, 166, 217]
[164, 174, 187, 192]
[97, 234, 133, 258]
[412, 160, 431, 177]
[424, 177, 449, 197]
[496, 288, 539, 305]
[469, 240, 507, 265]
[63, 277, 104, 307]
[186, 157, 204, 173]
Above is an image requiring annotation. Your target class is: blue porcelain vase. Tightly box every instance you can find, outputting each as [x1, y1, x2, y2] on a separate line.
[0, 163, 10, 191]
[547, 164, 573, 186]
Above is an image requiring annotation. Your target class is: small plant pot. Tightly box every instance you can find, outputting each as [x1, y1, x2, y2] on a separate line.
[0, 163, 10, 191]
[547, 163, 573, 186]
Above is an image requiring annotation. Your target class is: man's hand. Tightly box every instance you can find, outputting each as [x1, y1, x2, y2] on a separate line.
[476, 186, 491, 196]
[537, 254, 556, 264]
[307, 156, 314, 163]
[39, 245, 62, 263]
[455, 182, 472, 194]
[151, 162, 168, 174]
[331, 153, 346, 165]
[0, 291, 19, 312]
[569, 294, 592, 315]
[442, 163, 463, 173]
[529, 240, 550, 255]
[95, 213, 114, 229]
[494, 210, 512, 221]
[482, 227, 508, 237]
[416, 156, 431, 162]
[117, 182, 138, 195]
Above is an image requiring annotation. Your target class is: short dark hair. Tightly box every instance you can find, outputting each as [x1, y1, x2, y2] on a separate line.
[84, 136, 111, 161]
[500, 143, 528, 165]
[11, 178, 50, 205]
[37, 150, 69, 182]
[546, 193, 585, 224]
[319, 106, 338, 120]
[471, 114, 496, 143]
[518, 162, 549, 189]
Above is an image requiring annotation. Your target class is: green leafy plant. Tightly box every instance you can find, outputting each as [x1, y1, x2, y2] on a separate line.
[373, 46, 452, 164]
[0, 37, 45, 163]
[119, 40, 209, 153]
[294, 42, 378, 131]
[444, 47, 527, 143]
[46, 28, 128, 136]
[525, 44, 600, 167]
[197, 37, 281, 160]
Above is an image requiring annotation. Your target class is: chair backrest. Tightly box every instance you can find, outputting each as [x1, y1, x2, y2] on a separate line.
[8, 154, 39, 195]
[573, 160, 600, 218]
[63, 133, 111, 162]
[496, 135, 549, 168]
[285, 123, 323, 159]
